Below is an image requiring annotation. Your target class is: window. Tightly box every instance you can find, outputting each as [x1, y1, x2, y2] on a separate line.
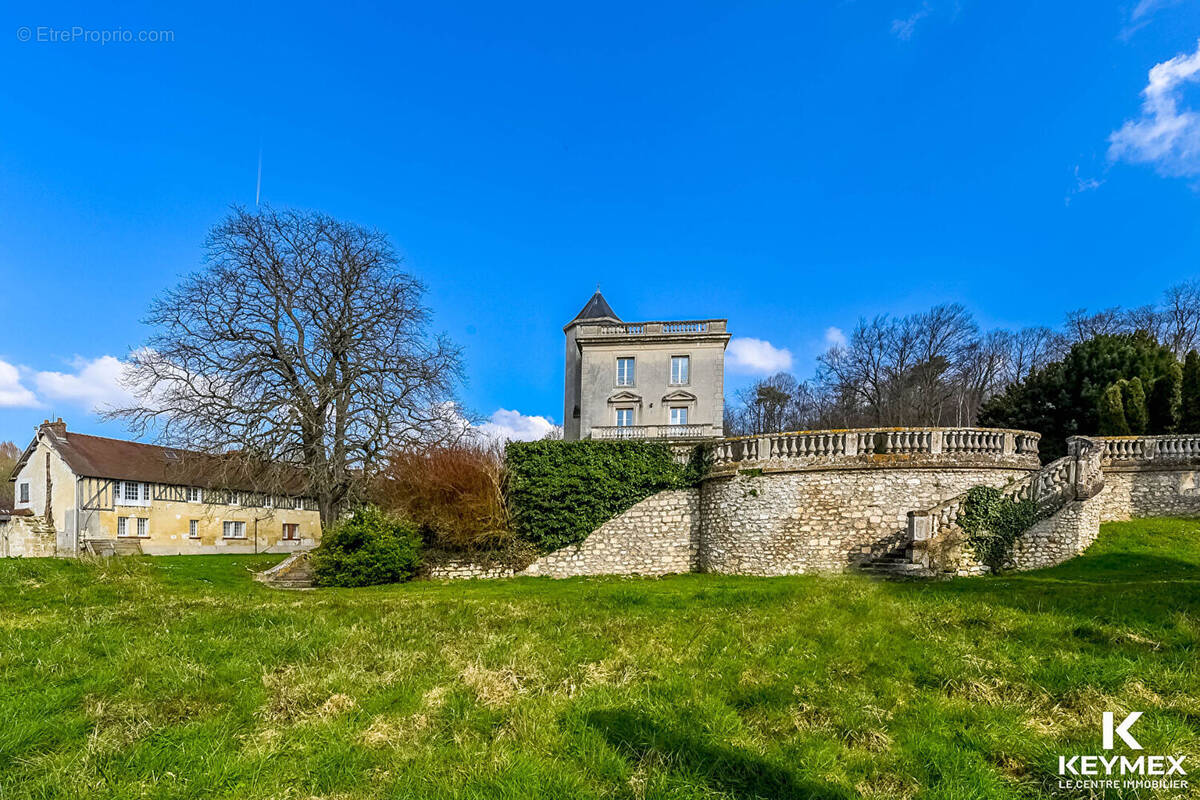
[282, 523, 300, 541]
[670, 356, 690, 385]
[670, 407, 689, 426]
[17, 482, 30, 506]
[136, 518, 149, 538]
[186, 486, 202, 503]
[116, 481, 151, 507]
[616, 408, 634, 427]
[294, 497, 305, 510]
[616, 357, 635, 386]
[222, 521, 246, 539]
[117, 517, 129, 537]
[188, 520, 199, 539]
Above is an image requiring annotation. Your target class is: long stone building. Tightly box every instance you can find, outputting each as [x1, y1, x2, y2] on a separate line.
[563, 291, 730, 441]
[3, 419, 321, 557]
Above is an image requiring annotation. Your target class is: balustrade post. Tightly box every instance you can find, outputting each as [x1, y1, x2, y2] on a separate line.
[930, 430, 943, 455]
[842, 432, 857, 457]
[1002, 432, 1015, 456]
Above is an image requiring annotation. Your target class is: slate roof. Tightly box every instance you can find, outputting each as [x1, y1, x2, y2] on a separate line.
[570, 291, 620, 324]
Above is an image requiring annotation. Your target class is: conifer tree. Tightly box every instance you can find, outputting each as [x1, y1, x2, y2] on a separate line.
[1098, 382, 1130, 435]
[1149, 363, 1182, 433]
[1122, 377, 1149, 435]
[1182, 351, 1200, 432]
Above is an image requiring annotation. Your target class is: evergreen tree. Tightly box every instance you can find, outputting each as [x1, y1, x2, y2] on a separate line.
[1182, 351, 1200, 432]
[979, 332, 1175, 459]
[1149, 363, 1182, 433]
[1098, 382, 1130, 435]
[1122, 377, 1149, 434]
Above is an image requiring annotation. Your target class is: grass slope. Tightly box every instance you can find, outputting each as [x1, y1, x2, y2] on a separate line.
[1, 519, 1198, 799]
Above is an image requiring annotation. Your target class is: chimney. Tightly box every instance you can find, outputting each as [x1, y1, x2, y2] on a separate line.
[42, 418, 67, 438]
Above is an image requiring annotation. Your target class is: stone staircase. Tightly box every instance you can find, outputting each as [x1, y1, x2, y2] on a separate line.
[853, 547, 935, 580]
[255, 551, 316, 589]
[84, 538, 144, 557]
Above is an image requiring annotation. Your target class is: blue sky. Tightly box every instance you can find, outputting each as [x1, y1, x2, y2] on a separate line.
[2, 1, 1200, 445]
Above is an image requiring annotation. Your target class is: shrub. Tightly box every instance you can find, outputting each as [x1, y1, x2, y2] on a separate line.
[310, 506, 421, 587]
[370, 442, 511, 552]
[505, 440, 702, 552]
[957, 486, 1040, 572]
[1098, 382, 1130, 436]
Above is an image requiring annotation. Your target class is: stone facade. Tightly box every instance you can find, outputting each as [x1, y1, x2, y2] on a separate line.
[563, 292, 730, 442]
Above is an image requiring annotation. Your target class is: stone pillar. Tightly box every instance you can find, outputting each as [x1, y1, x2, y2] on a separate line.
[1002, 432, 1015, 456]
[930, 431, 943, 455]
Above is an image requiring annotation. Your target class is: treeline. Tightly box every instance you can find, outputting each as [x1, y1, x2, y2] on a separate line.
[724, 280, 1200, 442]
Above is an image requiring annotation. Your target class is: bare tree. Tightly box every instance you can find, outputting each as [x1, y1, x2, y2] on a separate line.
[1064, 307, 1128, 343]
[1157, 280, 1200, 356]
[112, 207, 464, 526]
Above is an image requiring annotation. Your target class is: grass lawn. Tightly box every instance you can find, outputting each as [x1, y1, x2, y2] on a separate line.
[2, 520, 1198, 799]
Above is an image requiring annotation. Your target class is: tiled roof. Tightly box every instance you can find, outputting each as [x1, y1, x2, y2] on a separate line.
[19, 429, 310, 495]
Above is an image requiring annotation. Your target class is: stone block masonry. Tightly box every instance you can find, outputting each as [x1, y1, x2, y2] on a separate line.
[699, 467, 1030, 575]
[522, 489, 700, 577]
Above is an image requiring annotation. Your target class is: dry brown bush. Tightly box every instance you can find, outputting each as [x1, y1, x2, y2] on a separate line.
[370, 440, 512, 552]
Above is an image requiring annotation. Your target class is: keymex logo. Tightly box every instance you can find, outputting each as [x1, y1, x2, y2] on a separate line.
[1056, 711, 1188, 793]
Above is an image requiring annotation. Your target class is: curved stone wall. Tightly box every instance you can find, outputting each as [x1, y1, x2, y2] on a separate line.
[698, 427, 1041, 575]
[699, 465, 1033, 575]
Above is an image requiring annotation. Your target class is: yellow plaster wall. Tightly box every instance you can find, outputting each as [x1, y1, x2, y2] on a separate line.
[88, 502, 321, 555]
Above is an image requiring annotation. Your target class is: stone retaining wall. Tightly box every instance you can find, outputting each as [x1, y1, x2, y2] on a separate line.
[699, 467, 1030, 575]
[1092, 469, 1200, 522]
[522, 489, 700, 577]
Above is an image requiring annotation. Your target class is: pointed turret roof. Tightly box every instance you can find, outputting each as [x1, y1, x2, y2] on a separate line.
[569, 291, 620, 325]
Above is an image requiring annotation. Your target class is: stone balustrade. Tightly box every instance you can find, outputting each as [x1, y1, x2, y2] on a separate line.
[1094, 434, 1200, 465]
[579, 320, 728, 337]
[591, 423, 717, 440]
[710, 427, 1040, 473]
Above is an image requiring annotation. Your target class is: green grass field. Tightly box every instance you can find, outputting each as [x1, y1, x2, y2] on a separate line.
[2, 519, 1198, 799]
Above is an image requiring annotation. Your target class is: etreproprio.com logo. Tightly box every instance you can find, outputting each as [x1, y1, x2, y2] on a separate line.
[1056, 712, 1188, 793]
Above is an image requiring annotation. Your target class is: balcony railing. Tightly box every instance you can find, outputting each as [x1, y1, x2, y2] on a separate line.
[581, 320, 728, 337]
[591, 424, 717, 440]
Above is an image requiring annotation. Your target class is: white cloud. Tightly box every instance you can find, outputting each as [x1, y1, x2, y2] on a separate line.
[891, 3, 931, 40]
[726, 337, 793, 374]
[0, 360, 38, 408]
[1109, 40, 1200, 178]
[35, 355, 136, 413]
[1121, 0, 1182, 38]
[824, 326, 847, 349]
[473, 408, 557, 444]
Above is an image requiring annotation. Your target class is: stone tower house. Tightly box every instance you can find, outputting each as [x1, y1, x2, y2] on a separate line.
[563, 292, 730, 441]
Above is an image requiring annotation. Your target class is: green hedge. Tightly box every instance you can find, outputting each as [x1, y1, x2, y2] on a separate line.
[310, 506, 422, 587]
[505, 440, 705, 552]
